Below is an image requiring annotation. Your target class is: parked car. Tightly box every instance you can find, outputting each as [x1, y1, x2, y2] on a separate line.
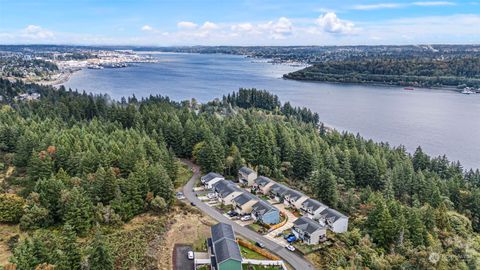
[287, 235, 297, 243]
[190, 202, 196, 206]
[187, 251, 194, 260]
[283, 233, 294, 240]
[228, 211, 239, 217]
[241, 215, 252, 221]
[207, 192, 216, 199]
[256, 242, 265, 248]
[286, 245, 295, 252]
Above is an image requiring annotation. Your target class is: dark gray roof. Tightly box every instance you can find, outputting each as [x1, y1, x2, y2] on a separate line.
[213, 238, 242, 263]
[202, 172, 224, 183]
[254, 176, 273, 187]
[251, 200, 278, 216]
[302, 198, 327, 212]
[270, 183, 289, 196]
[284, 188, 305, 201]
[213, 180, 242, 197]
[211, 223, 242, 264]
[239, 166, 255, 175]
[294, 216, 325, 234]
[211, 222, 235, 242]
[233, 192, 258, 206]
[320, 208, 348, 223]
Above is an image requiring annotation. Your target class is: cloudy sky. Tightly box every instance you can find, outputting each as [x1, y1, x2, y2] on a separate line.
[0, 0, 479, 45]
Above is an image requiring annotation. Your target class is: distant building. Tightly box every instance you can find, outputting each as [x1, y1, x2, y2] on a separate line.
[292, 216, 326, 245]
[318, 208, 349, 233]
[251, 200, 280, 225]
[232, 192, 258, 215]
[238, 166, 257, 186]
[300, 199, 328, 220]
[252, 176, 275, 195]
[208, 223, 242, 270]
[212, 180, 243, 205]
[15, 93, 40, 101]
[201, 172, 225, 189]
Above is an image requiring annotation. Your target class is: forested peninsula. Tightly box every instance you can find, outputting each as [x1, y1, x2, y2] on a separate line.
[1, 81, 480, 269]
[284, 57, 480, 89]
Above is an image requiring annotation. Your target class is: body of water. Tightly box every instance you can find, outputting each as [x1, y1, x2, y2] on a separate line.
[62, 53, 480, 169]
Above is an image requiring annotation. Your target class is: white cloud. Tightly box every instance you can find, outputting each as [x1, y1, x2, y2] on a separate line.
[412, 1, 455, 6]
[259, 17, 293, 39]
[231, 23, 254, 32]
[177, 21, 198, 29]
[141, 25, 154, 32]
[200, 21, 219, 31]
[316, 12, 355, 34]
[22, 25, 54, 39]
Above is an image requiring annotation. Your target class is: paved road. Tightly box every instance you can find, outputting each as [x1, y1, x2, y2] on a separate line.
[181, 160, 315, 270]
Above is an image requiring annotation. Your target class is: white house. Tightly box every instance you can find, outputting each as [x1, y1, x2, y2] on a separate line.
[300, 199, 328, 220]
[292, 216, 327, 245]
[318, 208, 349, 233]
[201, 172, 225, 189]
[238, 167, 258, 186]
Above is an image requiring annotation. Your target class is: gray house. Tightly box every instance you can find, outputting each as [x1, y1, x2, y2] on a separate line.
[238, 167, 258, 186]
[209, 223, 242, 270]
[292, 216, 327, 245]
[251, 200, 280, 225]
[269, 183, 290, 202]
[283, 189, 309, 209]
[300, 198, 328, 220]
[212, 180, 243, 205]
[318, 208, 349, 233]
[201, 172, 225, 189]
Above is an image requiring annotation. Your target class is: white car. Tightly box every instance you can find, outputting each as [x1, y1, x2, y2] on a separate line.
[187, 251, 194, 260]
[241, 215, 252, 221]
[207, 192, 217, 199]
[286, 245, 296, 252]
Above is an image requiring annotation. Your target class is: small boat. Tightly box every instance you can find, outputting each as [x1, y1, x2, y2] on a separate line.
[404, 87, 414, 91]
[461, 88, 475, 95]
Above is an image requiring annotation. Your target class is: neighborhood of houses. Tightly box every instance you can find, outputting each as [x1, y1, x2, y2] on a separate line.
[200, 167, 349, 247]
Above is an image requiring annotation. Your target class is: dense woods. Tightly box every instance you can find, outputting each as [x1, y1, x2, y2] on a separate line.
[1, 80, 480, 269]
[284, 57, 480, 88]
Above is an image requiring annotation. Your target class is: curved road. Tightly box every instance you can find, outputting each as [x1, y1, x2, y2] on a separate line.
[181, 160, 315, 270]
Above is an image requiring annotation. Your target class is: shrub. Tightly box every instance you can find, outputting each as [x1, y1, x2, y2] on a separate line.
[0, 193, 25, 223]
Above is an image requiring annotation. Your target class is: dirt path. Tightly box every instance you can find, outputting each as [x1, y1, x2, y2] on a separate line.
[157, 210, 216, 270]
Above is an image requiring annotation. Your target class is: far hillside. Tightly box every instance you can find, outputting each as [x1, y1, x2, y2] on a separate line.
[284, 57, 480, 89]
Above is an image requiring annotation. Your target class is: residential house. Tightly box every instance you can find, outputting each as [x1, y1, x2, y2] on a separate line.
[208, 223, 242, 270]
[292, 216, 327, 245]
[269, 183, 290, 203]
[232, 192, 258, 215]
[300, 199, 328, 220]
[238, 166, 258, 186]
[201, 172, 225, 189]
[283, 189, 309, 209]
[212, 180, 243, 205]
[251, 200, 280, 225]
[252, 176, 275, 195]
[318, 208, 349, 233]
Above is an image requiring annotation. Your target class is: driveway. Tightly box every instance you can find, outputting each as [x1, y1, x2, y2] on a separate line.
[182, 160, 315, 270]
[266, 202, 298, 239]
[173, 244, 194, 270]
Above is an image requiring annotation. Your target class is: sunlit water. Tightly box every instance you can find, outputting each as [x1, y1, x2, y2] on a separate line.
[62, 53, 480, 170]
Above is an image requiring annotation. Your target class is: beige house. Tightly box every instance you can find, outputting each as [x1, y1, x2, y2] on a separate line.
[252, 176, 276, 195]
[212, 180, 243, 205]
[232, 192, 258, 214]
[238, 167, 258, 186]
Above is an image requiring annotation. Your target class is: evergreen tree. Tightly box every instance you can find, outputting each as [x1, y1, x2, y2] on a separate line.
[88, 232, 114, 270]
[59, 224, 81, 270]
[312, 168, 339, 208]
[62, 187, 94, 235]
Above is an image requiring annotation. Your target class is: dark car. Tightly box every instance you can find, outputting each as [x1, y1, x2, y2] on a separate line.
[283, 233, 294, 240]
[255, 242, 265, 248]
[190, 202, 196, 206]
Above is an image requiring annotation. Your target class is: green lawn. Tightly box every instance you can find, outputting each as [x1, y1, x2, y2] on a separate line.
[247, 223, 267, 234]
[240, 246, 267, 260]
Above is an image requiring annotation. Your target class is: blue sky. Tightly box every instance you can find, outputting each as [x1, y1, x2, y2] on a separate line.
[0, 0, 479, 45]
